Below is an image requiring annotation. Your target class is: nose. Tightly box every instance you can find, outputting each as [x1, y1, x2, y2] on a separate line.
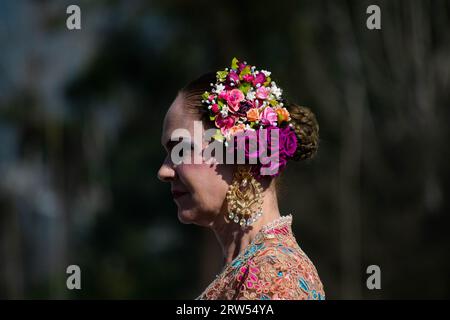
[157, 156, 176, 182]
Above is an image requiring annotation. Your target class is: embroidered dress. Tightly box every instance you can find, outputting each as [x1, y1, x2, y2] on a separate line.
[196, 215, 325, 300]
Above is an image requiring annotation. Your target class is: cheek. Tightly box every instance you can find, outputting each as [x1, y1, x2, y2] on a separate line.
[178, 163, 229, 205]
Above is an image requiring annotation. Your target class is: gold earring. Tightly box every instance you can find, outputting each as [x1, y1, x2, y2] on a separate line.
[226, 165, 263, 228]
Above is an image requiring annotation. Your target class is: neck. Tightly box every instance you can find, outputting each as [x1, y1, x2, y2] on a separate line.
[210, 187, 281, 265]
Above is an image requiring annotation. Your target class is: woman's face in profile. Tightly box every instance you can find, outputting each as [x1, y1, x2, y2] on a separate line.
[158, 93, 233, 226]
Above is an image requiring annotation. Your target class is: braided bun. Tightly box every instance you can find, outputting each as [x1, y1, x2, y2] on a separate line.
[285, 103, 319, 161]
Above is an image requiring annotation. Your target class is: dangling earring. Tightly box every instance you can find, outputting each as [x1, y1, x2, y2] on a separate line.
[226, 165, 264, 228]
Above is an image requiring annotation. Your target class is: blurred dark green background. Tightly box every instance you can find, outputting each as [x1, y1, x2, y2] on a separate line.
[1, 0, 449, 299]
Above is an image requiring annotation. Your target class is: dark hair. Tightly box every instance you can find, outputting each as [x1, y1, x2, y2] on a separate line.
[179, 72, 320, 162]
[179, 72, 217, 126]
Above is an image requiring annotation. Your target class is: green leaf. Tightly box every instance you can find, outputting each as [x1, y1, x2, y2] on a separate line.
[212, 129, 224, 142]
[209, 115, 216, 121]
[277, 113, 283, 122]
[218, 100, 224, 107]
[238, 83, 251, 95]
[231, 57, 239, 70]
[263, 77, 271, 86]
[216, 70, 228, 82]
[202, 91, 210, 100]
[269, 99, 278, 107]
[240, 66, 251, 77]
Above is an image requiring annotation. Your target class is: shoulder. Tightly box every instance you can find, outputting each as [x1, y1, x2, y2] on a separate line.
[235, 239, 325, 300]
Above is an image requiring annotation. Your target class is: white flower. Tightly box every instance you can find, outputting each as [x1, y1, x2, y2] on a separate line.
[261, 70, 271, 77]
[223, 131, 231, 141]
[215, 83, 225, 94]
[245, 124, 255, 131]
[246, 90, 256, 101]
[220, 106, 229, 117]
[270, 83, 283, 99]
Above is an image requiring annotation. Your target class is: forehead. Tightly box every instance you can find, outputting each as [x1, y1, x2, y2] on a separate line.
[161, 93, 201, 145]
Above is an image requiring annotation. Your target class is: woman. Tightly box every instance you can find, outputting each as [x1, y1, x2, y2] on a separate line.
[158, 58, 325, 300]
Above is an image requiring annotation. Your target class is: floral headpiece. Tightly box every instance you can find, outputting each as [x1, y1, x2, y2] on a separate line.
[201, 58, 298, 177]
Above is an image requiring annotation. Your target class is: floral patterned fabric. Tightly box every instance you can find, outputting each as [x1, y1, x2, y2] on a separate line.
[196, 215, 325, 300]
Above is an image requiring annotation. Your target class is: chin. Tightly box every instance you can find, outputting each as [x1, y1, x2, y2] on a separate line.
[177, 213, 193, 225]
[177, 207, 212, 227]
[177, 208, 197, 224]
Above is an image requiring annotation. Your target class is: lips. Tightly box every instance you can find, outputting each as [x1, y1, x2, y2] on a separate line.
[172, 190, 188, 199]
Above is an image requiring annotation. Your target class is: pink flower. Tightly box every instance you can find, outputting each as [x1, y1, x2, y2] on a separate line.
[252, 72, 266, 87]
[242, 74, 254, 83]
[238, 61, 247, 72]
[256, 86, 270, 100]
[226, 89, 245, 112]
[211, 104, 219, 114]
[260, 107, 278, 126]
[218, 90, 229, 100]
[215, 114, 236, 131]
[279, 126, 298, 158]
[226, 71, 240, 85]
[257, 126, 288, 177]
